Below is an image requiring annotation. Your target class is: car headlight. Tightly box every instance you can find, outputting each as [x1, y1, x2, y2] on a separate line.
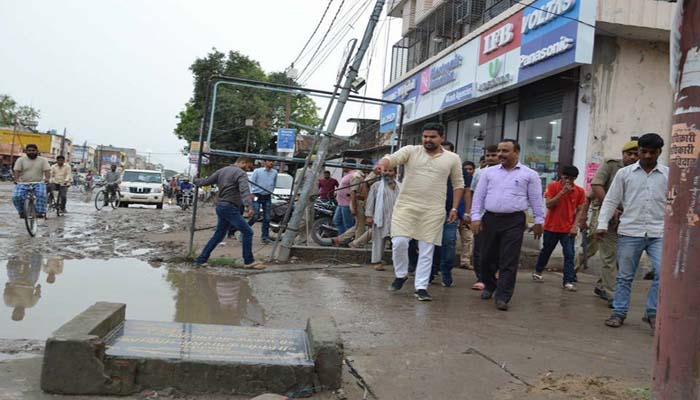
[152, 187, 162, 193]
[119, 185, 128, 192]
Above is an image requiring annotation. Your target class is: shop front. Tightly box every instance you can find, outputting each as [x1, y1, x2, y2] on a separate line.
[381, 0, 596, 188]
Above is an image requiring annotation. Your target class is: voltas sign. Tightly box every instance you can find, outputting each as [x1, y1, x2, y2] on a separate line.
[382, 0, 595, 125]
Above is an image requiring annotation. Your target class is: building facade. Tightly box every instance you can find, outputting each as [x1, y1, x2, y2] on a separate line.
[382, 0, 674, 189]
[72, 144, 96, 170]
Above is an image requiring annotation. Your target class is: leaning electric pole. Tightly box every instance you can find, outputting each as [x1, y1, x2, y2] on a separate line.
[653, 1, 700, 398]
[276, 0, 387, 262]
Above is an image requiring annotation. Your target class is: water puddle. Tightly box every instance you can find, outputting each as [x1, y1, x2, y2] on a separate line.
[0, 254, 264, 340]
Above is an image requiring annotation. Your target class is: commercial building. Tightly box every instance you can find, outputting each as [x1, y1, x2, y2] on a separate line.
[381, 0, 674, 189]
[0, 128, 53, 169]
[72, 144, 96, 170]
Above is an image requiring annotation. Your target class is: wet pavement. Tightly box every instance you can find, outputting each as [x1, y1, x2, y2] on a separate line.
[0, 182, 656, 399]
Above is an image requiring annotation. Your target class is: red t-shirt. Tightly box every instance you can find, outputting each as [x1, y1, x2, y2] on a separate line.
[543, 181, 586, 233]
[318, 178, 339, 200]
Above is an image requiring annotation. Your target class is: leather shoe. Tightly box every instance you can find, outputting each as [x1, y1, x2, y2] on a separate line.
[480, 290, 493, 300]
[495, 300, 508, 311]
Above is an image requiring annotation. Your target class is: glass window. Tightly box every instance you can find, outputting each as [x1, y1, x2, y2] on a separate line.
[457, 113, 487, 164]
[518, 113, 562, 190]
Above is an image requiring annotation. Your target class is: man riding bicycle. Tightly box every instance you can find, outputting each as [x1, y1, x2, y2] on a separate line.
[12, 144, 51, 218]
[103, 164, 121, 206]
[49, 155, 72, 212]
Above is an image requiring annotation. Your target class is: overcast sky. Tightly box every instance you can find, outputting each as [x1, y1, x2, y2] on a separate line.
[0, 0, 399, 172]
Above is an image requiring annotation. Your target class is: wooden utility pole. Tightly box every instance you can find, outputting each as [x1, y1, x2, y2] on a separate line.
[653, 1, 700, 398]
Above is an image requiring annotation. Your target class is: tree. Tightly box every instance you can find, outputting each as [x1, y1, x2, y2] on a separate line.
[174, 49, 321, 160]
[0, 94, 40, 127]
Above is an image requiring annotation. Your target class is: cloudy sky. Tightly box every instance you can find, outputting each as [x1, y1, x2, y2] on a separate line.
[0, 0, 399, 172]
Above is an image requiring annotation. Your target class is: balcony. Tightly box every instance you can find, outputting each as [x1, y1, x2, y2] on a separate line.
[389, 0, 517, 82]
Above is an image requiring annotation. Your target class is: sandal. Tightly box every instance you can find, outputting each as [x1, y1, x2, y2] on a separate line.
[372, 263, 385, 271]
[244, 261, 266, 270]
[471, 282, 485, 291]
[604, 315, 625, 328]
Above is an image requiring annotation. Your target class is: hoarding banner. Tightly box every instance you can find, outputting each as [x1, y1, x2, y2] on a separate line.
[277, 128, 296, 153]
[381, 0, 596, 125]
[0, 130, 52, 153]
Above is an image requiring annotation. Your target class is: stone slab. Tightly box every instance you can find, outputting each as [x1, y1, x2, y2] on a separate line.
[289, 245, 391, 264]
[104, 320, 314, 367]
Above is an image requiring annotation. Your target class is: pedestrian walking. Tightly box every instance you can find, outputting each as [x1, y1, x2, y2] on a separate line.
[465, 145, 499, 291]
[598, 133, 667, 332]
[577, 140, 639, 304]
[193, 157, 264, 270]
[333, 160, 357, 235]
[318, 170, 339, 201]
[429, 141, 465, 287]
[364, 168, 400, 271]
[458, 161, 475, 269]
[531, 166, 587, 291]
[375, 122, 464, 301]
[248, 159, 278, 244]
[471, 140, 545, 311]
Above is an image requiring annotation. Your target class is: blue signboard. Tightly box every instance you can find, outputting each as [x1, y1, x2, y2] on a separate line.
[277, 128, 296, 153]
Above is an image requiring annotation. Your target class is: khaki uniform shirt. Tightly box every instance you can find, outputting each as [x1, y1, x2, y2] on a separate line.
[385, 145, 464, 245]
[589, 159, 623, 207]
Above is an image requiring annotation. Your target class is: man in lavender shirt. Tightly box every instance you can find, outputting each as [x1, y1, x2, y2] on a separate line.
[470, 139, 545, 311]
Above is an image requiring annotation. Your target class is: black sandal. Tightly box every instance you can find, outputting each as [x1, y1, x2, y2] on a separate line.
[605, 315, 625, 328]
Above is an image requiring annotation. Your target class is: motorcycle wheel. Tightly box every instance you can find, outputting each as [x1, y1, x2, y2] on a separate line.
[311, 216, 338, 246]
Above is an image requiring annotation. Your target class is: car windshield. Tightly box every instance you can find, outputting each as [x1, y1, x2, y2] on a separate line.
[276, 174, 293, 190]
[122, 171, 162, 184]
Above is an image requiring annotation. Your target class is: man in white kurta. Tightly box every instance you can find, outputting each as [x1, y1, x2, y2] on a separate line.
[375, 123, 464, 301]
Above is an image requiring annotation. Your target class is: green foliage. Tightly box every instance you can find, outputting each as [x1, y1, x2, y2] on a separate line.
[174, 49, 321, 162]
[0, 94, 41, 127]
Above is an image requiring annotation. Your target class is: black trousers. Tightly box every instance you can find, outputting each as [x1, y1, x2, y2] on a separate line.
[480, 211, 526, 302]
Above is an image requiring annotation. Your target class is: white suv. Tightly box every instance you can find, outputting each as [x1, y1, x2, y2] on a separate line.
[119, 169, 164, 209]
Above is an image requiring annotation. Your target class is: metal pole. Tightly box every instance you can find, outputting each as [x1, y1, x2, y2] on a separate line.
[277, 0, 387, 262]
[653, 1, 700, 398]
[187, 80, 214, 257]
[9, 118, 18, 169]
[60, 127, 66, 157]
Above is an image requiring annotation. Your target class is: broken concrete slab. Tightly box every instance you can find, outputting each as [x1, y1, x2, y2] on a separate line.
[40, 303, 343, 397]
[289, 245, 391, 264]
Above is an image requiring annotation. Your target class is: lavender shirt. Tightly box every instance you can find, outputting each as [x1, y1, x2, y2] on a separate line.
[471, 162, 545, 224]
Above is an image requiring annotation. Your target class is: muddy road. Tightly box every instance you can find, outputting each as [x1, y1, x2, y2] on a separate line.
[0, 182, 657, 400]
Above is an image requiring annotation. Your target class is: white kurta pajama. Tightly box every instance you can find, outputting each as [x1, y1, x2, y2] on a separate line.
[365, 179, 400, 264]
[384, 145, 464, 290]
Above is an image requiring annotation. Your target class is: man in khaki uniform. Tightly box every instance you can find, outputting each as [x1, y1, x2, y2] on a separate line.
[577, 140, 639, 303]
[375, 122, 464, 301]
[333, 159, 377, 246]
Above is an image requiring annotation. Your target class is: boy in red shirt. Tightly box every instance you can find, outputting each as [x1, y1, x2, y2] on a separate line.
[532, 166, 586, 291]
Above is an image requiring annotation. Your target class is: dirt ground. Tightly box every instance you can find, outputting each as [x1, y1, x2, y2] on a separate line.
[0, 182, 656, 400]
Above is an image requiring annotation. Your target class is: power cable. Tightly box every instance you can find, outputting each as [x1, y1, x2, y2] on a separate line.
[299, 0, 374, 85]
[297, 0, 372, 82]
[291, 0, 336, 66]
[297, 0, 348, 80]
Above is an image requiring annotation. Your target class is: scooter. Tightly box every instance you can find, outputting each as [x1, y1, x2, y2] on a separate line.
[311, 198, 338, 245]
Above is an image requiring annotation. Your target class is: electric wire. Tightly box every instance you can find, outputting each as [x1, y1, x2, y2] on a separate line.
[291, 0, 336, 66]
[297, 0, 348, 81]
[299, 0, 375, 85]
[297, 0, 372, 84]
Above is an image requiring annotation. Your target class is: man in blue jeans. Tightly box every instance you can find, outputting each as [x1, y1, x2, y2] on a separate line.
[531, 166, 587, 290]
[430, 141, 465, 287]
[597, 133, 668, 332]
[193, 157, 264, 270]
[248, 159, 278, 244]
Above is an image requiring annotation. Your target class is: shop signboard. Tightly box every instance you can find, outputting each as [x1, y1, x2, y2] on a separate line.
[382, 0, 596, 125]
[276, 128, 296, 153]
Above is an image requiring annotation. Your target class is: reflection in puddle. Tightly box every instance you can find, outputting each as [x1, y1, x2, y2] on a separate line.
[1, 255, 263, 340]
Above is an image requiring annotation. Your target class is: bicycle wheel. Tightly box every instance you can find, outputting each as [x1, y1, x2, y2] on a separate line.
[95, 190, 106, 210]
[24, 197, 37, 237]
[111, 190, 121, 209]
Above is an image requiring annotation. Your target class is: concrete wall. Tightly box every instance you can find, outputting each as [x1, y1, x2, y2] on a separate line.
[597, 0, 673, 31]
[584, 35, 673, 166]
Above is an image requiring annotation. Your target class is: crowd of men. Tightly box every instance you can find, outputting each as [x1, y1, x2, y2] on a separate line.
[189, 121, 667, 333]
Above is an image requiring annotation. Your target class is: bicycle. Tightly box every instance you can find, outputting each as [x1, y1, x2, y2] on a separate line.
[47, 187, 62, 217]
[95, 185, 121, 210]
[18, 182, 46, 237]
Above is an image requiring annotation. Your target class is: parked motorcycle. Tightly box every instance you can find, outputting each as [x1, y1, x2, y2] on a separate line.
[311, 198, 338, 246]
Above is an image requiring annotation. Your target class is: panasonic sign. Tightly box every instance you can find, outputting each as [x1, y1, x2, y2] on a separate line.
[520, 36, 575, 67]
[522, 0, 576, 34]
